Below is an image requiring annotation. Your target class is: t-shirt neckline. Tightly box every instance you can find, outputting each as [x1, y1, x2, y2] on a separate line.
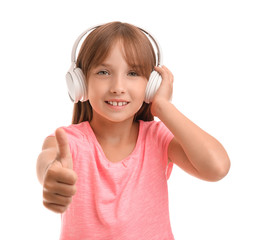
[85, 120, 143, 168]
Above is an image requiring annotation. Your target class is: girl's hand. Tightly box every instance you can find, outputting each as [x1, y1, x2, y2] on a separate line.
[42, 128, 77, 214]
[150, 65, 174, 117]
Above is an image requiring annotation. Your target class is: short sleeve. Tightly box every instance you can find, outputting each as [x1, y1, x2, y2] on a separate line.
[153, 121, 174, 180]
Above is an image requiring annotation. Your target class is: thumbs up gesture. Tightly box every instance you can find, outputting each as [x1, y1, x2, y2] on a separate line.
[42, 128, 77, 213]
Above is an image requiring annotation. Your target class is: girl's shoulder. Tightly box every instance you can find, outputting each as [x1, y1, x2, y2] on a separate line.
[140, 120, 174, 143]
[140, 120, 169, 133]
[60, 121, 90, 142]
[140, 120, 174, 146]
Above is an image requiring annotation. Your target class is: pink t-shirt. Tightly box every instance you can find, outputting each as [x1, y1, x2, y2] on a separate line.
[56, 120, 175, 240]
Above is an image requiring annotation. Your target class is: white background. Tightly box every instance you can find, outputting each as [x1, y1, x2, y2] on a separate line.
[0, 0, 260, 239]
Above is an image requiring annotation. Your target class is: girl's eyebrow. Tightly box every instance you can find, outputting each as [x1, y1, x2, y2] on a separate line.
[98, 63, 112, 68]
[97, 63, 142, 69]
[130, 64, 142, 69]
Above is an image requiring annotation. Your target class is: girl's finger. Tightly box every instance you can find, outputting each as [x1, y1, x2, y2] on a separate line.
[154, 66, 174, 84]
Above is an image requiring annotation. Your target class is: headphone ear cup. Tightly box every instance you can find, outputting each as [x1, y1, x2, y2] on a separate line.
[74, 68, 88, 102]
[144, 70, 162, 103]
[65, 67, 87, 103]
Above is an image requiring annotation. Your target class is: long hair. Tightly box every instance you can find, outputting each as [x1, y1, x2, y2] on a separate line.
[72, 21, 156, 124]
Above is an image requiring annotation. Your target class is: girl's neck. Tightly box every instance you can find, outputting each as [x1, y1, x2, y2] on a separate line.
[89, 114, 138, 146]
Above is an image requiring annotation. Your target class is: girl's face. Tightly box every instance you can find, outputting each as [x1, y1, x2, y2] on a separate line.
[87, 40, 148, 123]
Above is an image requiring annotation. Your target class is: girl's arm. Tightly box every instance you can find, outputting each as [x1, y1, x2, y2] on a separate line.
[36, 129, 77, 213]
[36, 136, 58, 185]
[151, 66, 230, 182]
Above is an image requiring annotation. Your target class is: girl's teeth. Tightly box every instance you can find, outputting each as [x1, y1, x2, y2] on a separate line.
[108, 101, 128, 106]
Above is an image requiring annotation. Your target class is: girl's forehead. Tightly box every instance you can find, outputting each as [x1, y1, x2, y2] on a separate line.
[95, 39, 139, 66]
[105, 39, 125, 55]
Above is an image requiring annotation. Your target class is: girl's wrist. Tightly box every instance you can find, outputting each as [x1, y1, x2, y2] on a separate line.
[151, 98, 172, 118]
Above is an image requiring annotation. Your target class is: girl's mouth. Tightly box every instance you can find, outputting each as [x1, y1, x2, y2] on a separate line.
[105, 101, 129, 107]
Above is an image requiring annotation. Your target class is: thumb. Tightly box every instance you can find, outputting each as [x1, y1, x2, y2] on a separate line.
[55, 128, 73, 169]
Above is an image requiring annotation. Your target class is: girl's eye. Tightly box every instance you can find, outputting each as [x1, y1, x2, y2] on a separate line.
[97, 70, 109, 75]
[128, 71, 138, 77]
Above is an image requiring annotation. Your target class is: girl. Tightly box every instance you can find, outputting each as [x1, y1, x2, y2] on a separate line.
[36, 22, 230, 240]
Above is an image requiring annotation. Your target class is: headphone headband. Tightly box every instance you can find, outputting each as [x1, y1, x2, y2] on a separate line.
[70, 23, 162, 66]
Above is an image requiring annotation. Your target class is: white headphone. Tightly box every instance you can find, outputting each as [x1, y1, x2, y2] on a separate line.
[66, 24, 163, 104]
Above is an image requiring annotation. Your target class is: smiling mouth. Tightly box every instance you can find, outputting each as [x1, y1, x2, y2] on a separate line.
[105, 101, 129, 106]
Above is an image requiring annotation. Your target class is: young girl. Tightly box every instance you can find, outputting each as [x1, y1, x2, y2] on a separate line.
[36, 21, 230, 240]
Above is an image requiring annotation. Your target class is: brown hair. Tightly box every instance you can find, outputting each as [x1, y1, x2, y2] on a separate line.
[72, 21, 156, 124]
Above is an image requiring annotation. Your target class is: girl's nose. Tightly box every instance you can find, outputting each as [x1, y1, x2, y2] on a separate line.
[110, 74, 126, 94]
